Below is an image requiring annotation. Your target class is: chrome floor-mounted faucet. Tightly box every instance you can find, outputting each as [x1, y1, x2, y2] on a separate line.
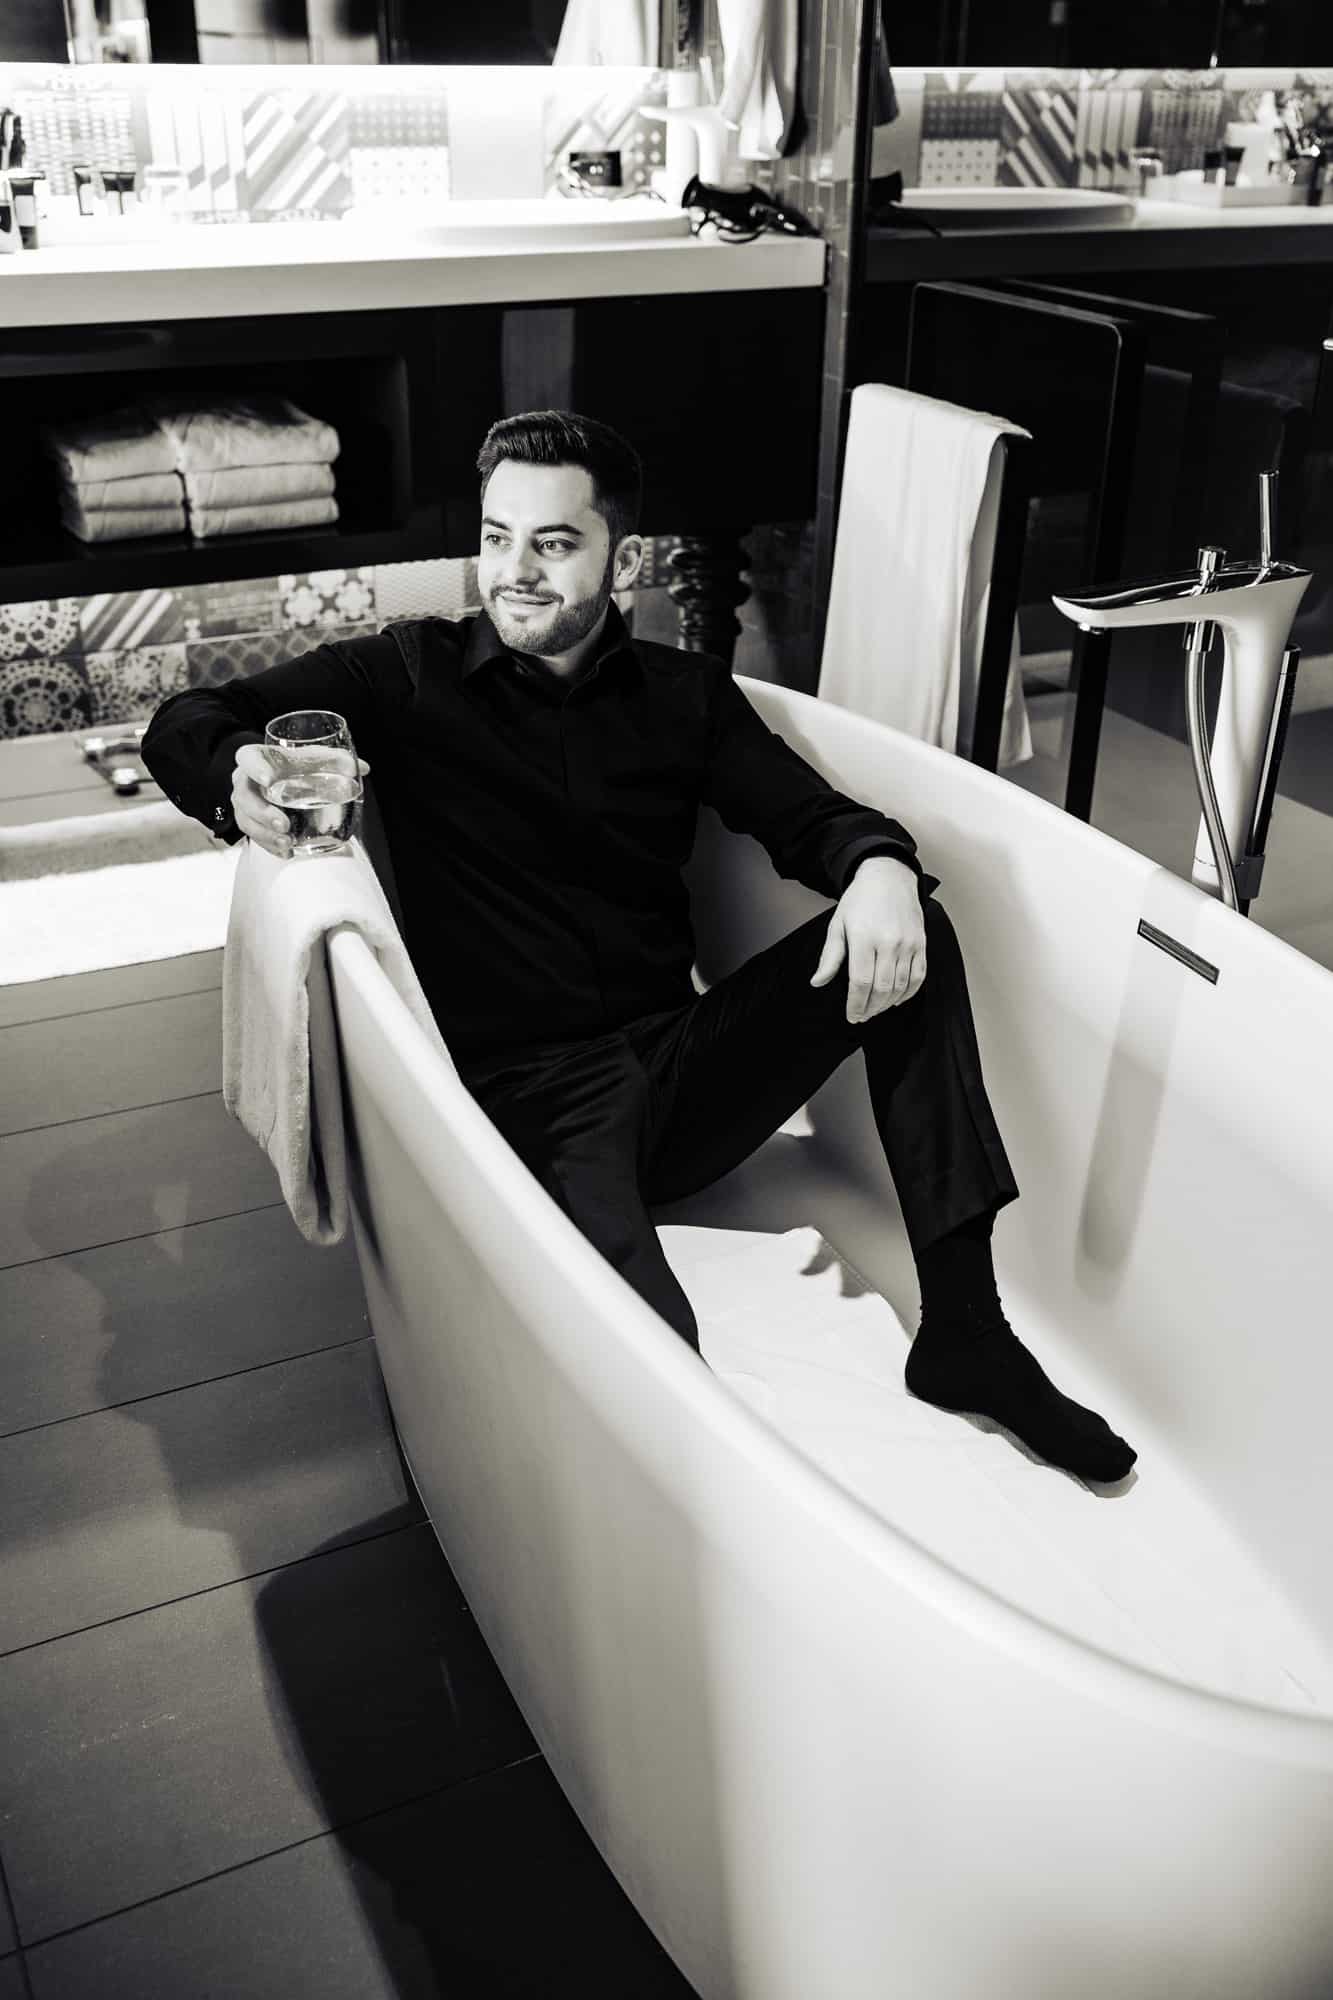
[1052, 472, 1313, 915]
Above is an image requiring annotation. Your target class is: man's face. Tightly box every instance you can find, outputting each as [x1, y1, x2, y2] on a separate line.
[479, 459, 640, 659]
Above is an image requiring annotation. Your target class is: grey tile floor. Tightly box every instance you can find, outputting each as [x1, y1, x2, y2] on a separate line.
[0, 950, 697, 1998]
[3, 636, 1330, 1997]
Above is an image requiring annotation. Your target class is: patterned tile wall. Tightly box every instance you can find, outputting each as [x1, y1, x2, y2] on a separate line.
[0, 562, 480, 739]
[0, 551, 709, 740]
[0, 61, 666, 219]
[887, 66, 1333, 190]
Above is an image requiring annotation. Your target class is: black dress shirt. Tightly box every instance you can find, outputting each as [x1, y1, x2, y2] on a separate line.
[141, 605, 937, 1064]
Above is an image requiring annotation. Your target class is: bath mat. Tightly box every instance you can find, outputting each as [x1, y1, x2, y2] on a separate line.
[666, 1222, 1333, 1712]
[0, 843, 239, 984]
[0, 798, 218, 882]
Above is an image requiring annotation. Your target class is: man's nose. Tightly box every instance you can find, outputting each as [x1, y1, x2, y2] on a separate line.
[505, 547, 544, 584]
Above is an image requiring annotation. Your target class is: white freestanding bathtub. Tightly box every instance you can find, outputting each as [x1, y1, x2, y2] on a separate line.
[326, 677, 1333, 2000]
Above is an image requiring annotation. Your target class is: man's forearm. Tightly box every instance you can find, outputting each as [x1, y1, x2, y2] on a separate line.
[141, 687, 266, 843]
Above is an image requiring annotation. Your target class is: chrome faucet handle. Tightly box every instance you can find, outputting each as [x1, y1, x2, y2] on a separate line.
[1194, 545, 1225, 589]
[1258, 469, 1278, 570]
[1183, 545, 1224, 653]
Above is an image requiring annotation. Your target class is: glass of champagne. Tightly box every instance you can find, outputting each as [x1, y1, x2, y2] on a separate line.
[262, 710, 362, 857]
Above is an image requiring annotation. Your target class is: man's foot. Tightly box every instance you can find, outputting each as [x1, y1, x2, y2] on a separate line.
[905, 1313, 1136, 1484]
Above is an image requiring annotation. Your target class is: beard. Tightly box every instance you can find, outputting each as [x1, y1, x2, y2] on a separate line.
[486, 548, 616, 658]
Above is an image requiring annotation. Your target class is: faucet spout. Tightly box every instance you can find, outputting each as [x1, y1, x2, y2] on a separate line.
[1051, 557, 1311, 634]
[1050, 474, 1314, 914]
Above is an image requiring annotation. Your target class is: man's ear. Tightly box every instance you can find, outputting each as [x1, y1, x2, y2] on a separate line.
[612, 534, 645, 591]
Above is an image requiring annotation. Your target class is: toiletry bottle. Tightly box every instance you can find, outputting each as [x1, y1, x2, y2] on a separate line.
[7, 120, 43, 249]
[0, 175, 21, 255]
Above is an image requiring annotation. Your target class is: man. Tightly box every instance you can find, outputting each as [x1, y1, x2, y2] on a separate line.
[143, 409, 1135, 1485]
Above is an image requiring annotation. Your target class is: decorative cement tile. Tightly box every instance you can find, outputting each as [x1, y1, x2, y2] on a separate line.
[348, 87, 449, 149]
[84, 646, 190, 725]
[0, 657, 94, 740]
[278, 568, 376, 631]
[185, 633, 306, 687]
[80, 588, 185, 657]
[0, 600, 82, 665]
[999, 85, 1079, 187]
[241, 90, 352, 216]
[177, 576, 285, 643]
[372, 558, 479, 623]
[347, 145, 451, 204]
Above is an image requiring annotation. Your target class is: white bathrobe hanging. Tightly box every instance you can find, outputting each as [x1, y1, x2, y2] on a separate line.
[716, 0, 800, 159]
[554, 0, 656, 67]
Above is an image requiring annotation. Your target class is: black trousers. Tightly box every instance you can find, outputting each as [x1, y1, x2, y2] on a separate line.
[462, 898, 1019, 1350]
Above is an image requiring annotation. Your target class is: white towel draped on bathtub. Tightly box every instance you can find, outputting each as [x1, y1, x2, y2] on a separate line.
[818, 383, 1033, 769]
[223, 836, 448, 1246]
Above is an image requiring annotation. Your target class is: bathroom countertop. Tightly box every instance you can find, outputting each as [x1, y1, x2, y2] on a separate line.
[867, 197, 1333, 283]
[0, 224, 828, 330]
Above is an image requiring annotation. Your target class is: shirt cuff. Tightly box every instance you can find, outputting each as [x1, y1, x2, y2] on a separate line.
[833, 836, 922, 896]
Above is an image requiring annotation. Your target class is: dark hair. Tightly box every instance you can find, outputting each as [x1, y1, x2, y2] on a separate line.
[476, 409, 643, 549]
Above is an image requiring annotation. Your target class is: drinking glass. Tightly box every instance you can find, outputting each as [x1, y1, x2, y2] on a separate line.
[262, 709, 362, 857]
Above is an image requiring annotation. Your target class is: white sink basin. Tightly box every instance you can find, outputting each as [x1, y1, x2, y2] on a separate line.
[341, 196, 692, 248]
[29, 197, 692, 258]
[895, 187, 1136, 229]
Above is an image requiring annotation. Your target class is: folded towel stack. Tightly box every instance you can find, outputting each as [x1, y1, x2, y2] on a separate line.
[43, 394, 341, 545]
[45, 410, 186, 543]
[152, 393, 341, 539]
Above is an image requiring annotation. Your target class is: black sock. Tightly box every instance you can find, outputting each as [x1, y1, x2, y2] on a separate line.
[909, 1212, 1136, 1484]
[915, 1207, 1003, 1328]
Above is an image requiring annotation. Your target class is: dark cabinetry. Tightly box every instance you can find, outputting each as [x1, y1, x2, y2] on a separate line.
[888, 0, 1220, 69]
[889, 0, 1333, 70]
[0, 287, 825, 662]
[0, 309, 443, 602]
[1212, 0, 1333, 67]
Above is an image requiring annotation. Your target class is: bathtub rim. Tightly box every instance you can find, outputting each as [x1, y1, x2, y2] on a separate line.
[328, 925, 1333, 1771]
[752, 677, 1333, 1010]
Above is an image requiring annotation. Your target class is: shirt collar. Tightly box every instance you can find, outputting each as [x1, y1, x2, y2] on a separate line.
[461, 598, 642, 688]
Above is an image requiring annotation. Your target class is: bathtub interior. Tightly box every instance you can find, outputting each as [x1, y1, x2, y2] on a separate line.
[667, 682, 1333, 1715]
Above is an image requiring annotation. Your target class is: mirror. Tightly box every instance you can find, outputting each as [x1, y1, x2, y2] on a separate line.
[6, 0, 664, 65]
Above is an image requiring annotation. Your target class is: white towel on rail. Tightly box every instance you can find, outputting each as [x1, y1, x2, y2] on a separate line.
[818, 383, 1032, 769]
[223, 835, 448, 1246]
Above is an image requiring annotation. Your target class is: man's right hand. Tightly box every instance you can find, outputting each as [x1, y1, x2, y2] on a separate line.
[231, 742, 370, 860]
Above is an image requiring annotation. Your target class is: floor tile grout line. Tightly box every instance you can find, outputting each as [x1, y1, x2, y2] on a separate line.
[0, 1198, 288, 1274]
[1, 1085, 223, 1144]
[0, 1331, 373, 1444]
[0, 977, 222, 1034]
[0, 1845, 25, 1991]
[0, 1517, 431, 1665]
[16, 1752, 547, 1959]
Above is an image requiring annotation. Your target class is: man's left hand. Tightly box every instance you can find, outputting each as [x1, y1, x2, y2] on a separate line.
[810, 856, 927, 1025]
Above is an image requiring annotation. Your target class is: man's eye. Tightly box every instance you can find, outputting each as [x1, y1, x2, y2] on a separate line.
[540, 540, 573, 555]
[483, 533, 507, 547]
